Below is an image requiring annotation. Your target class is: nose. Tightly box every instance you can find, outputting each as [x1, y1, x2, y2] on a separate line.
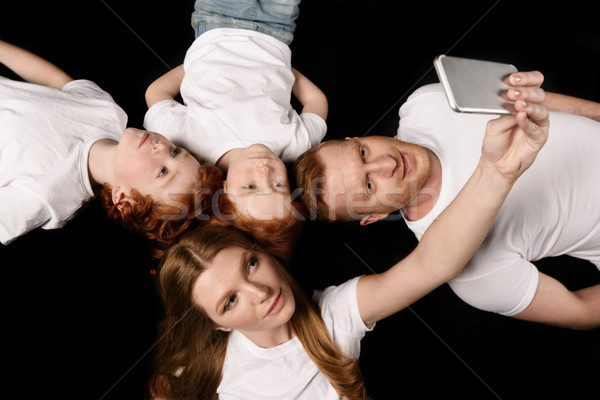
[151, 139, 167, 154]
[366, 155, 397, 177]
[254, 164, 274, 187]
[247, 282, 270, 304]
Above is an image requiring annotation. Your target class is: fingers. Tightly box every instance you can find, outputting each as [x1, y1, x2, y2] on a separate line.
[514, 99, 550, 144]
[507, 70, 544, 88]
[507, 86, 545, 105]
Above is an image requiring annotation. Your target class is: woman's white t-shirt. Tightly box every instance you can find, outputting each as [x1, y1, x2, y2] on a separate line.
[217, 277, 373, 399]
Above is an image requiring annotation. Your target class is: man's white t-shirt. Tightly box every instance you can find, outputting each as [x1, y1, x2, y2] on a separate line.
[397, 84, 600, 315]
[0, 77, 127, 244]
[217, 276, 373, 399]
[143, 28, 327, 164]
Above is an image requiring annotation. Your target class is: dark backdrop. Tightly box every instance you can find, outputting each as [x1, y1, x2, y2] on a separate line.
[1, 1, 599, 399]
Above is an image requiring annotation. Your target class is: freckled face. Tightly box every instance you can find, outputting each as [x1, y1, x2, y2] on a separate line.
[224, 144, 293, 220]
[113, 128, 201, 201]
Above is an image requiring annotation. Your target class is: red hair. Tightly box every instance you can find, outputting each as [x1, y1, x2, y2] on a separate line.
[99, 161, 224, 255]
[208, 191, 307, 263]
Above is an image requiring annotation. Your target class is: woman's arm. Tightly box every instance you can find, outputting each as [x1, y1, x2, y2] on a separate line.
[506, 71, 600, 122]
[291, 67, 328, 121]
[145, 64, 185, 108]
[357, 73, 550, 326]
[0, 40, 72, 89]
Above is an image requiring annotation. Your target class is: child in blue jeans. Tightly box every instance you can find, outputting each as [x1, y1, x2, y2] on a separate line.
[144, 0, 327, 259]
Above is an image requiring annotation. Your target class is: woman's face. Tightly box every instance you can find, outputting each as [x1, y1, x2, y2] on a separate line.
[191, 246, 295, 347]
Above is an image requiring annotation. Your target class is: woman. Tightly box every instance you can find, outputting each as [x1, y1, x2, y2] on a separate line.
[150, 89, 549, 399]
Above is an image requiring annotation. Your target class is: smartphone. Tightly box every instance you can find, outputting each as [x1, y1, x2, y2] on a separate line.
[434, 55, 518, 114]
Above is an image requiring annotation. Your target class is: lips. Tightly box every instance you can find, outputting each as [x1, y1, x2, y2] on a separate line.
[266, 291, 283, 317]
[138, 133, 150, 148]
[400, 152, 411, 179]
[250, 153, 273, 160]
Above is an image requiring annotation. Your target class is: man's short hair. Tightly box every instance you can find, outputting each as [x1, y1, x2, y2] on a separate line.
[294, 139, 348, 222]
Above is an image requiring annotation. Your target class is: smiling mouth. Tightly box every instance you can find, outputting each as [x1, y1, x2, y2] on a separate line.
[138, 133, 150, 148]
[266, 290, 283, 317]
[400, 152, 411, 179]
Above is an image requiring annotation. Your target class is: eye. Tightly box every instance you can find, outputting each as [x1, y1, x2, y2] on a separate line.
[360, 147, 367, 159]
[245, 184, 256, 189]
[273, 182, 283, 188]
[159, 167, 167, 177]
[224, 294, 237, 311]
[171, 147, 180, 157]
[367, 181, 373, 191]
[247, 256, 258, 273]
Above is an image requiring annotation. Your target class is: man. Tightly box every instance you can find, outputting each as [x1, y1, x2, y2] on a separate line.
[295, 71, 600, 330]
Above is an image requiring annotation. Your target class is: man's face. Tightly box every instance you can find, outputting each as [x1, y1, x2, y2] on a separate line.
[316, 136, 432, 221]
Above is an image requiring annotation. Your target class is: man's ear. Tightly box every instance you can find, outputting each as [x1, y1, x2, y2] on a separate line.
[216, 326, 232, 332]
[359, 213, 389, 226]
[111, 186, 128, 211]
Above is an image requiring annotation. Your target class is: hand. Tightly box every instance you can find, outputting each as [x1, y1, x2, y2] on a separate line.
[482, 71, 549, 182]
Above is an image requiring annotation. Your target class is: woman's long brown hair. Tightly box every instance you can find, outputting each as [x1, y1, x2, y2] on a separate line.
[150, 225, 367, 399]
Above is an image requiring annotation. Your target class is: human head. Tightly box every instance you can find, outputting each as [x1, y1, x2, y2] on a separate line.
[295, 136, 432, 224]
[222, 144, 294, 220]
[214, 143, 306, 261]
[161, 226, 296, 344]
[99, 129, 224, 247]
[152, 225, 367, 399]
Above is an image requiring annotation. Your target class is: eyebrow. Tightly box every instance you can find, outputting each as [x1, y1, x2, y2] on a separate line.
[214, 250, 250, 314]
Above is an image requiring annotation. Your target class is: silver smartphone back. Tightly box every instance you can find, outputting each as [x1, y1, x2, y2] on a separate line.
[434, 55, 518, 114]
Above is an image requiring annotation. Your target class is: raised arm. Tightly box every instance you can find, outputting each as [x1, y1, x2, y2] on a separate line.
[291, 67, 328, 121]
[145, 64, 185, 108]
[357, 74, 549, 326]
[0, 40, 72, 89]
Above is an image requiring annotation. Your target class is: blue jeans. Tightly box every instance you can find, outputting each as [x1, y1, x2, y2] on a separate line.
[192, 0, 301, 45]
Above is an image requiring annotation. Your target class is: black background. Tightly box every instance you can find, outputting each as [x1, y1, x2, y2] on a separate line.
[1, 1, 599, 399]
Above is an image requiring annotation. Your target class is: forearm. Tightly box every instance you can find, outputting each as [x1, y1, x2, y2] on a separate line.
[0, 40, 72, 89]
[145, 64, 184, 108]
[357, 163, 512, 325]
[545, 92, 600, 122]
[291, 67, 328, 120]
[415, 161, 512, 281]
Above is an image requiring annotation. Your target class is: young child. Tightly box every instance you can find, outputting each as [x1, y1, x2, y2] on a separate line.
[150, 91, 549, 399]
[0, 40, 222, 246]
[143, 0, 327, 254]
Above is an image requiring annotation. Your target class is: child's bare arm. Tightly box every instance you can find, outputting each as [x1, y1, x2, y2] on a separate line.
[0, 40, 72, 89]
[291, 67, 328, 121]
[145, 64, 185, 108]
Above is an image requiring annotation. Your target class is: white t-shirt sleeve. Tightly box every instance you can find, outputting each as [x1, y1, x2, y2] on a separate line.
[143, 100, 187, 139]
[0, 186, 49, 245]
[449, 257, 539, 316]
[61, 79, 112, 98]
[299, 112, 327, 147]
[314, 276, 374, 359]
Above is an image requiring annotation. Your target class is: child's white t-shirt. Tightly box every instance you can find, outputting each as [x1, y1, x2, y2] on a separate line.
[143, 28, 327, 164]
[217, 276, 373, 399]
[0, 78, 127, 244]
